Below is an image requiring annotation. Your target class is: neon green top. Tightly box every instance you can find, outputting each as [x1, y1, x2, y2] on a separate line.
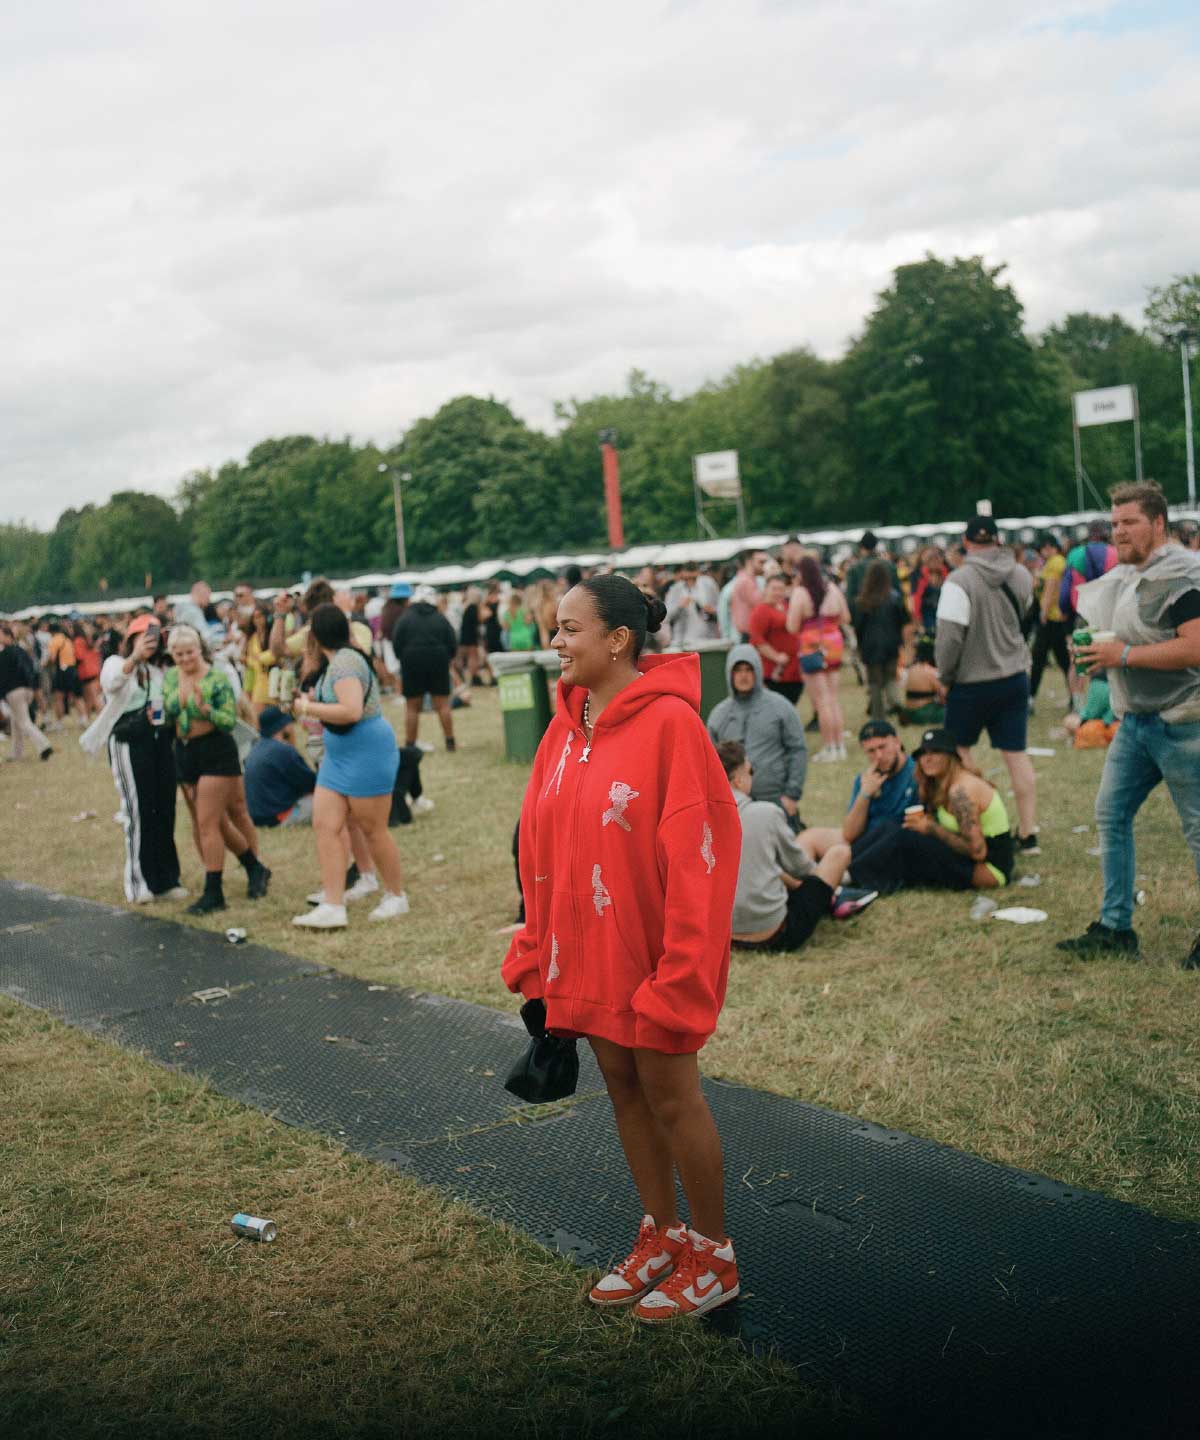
[162, 666, 237, 738]
[935, 789, 1010, 886]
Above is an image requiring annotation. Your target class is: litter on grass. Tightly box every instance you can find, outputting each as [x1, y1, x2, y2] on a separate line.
[70, 810, 97, 822]
[970, 897, 998, 920]
[1087, 846, 1102, 857]
[992, 907, 1048, 924]
[1027, 746, 1056, 757]
[1017, 874, 1042, 888]
[1072, 824, 1090, 834]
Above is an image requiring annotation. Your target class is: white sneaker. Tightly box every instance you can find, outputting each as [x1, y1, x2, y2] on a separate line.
[345, 871, 380, 902]
[368, 891, 410, 921]
[292, 903, 348, 929]
[810, 747, 836, 763]
[155, 886, 189, 902]
[412, 795, 435, 815]
[415, 739, 436, 753]
[306, 889, 326, 906]
[835, 744, 847, 761]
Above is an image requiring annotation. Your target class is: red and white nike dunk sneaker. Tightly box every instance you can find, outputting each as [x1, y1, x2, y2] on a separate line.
[633, 1228, 739, 1323]
[588, 1214, 689, 1308]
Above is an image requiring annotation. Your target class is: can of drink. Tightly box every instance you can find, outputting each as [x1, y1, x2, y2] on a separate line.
[279, 670, 296, 706]
[1072, 629, 1092, 674]
[231, 1213, 277, 1242]
[225, 928, 247, 945]
[268, 667, 281, 701]
[150, 697, 164, 726]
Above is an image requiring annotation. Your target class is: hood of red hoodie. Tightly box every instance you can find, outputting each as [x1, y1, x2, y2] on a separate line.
[555, 651, 701, 731]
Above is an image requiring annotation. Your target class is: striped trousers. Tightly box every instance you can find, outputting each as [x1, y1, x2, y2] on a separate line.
[108, 723, 181, 902]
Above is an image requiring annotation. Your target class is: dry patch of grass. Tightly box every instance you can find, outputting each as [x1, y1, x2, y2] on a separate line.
[0, 1001, 857, 1439]
[2, 677, 1198, 1220]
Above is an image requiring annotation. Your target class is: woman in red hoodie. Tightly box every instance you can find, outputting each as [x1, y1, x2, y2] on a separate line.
[503, 576, 742, 1323]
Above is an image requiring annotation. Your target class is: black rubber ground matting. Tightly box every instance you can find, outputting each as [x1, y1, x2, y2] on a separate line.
[2, 878, 1197, 1435]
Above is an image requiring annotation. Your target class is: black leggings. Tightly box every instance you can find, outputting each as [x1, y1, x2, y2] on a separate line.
[1030, 619, 1071, 697]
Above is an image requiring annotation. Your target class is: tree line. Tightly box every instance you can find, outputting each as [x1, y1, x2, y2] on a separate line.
[3, 257, 1197, 610]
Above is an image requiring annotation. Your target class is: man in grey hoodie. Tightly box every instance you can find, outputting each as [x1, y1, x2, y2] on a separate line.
[707, 644, 807, 826]
[935, 514, 1038, 853]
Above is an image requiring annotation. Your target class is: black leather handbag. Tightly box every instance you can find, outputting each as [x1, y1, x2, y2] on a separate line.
[503, 998, 579, 1105]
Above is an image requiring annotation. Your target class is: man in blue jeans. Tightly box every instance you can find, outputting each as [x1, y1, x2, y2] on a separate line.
[1058, 481, 1200, 969]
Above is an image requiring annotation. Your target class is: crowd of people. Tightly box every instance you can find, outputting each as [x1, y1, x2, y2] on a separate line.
[2, 482, 1199, 1325]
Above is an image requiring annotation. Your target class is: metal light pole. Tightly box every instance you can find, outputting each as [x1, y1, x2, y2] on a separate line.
[1180, 329, 1196, 510]
[378, 462, 409, 568]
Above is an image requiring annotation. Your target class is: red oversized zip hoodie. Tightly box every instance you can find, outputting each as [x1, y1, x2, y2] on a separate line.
[502, 653, 741, 1055]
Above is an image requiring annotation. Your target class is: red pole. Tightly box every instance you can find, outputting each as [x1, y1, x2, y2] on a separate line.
[601, 442, 624, 550]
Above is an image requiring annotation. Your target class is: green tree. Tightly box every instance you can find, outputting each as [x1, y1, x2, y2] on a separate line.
[69, 491, 189, 594]
[0, 524, 50, 611]
[841, 254, 1065, 521]
[375, 397, 560, 563]
[1144, 274, 1200, 344]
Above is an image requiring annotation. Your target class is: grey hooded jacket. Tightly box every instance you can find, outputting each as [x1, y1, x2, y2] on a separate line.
[706, 644, 808, 804]
[935, 547, 1032, 688]
[730, 787, 816, 935]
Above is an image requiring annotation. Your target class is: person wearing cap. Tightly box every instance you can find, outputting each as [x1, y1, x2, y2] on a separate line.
[80, 613, 186, 905]
[244, 706, 317, 829]
[935, 512, 1039, 857]
[392, 584, 459, 751]
[849, 727, 1014, 894]
[795, 719, 918, 864]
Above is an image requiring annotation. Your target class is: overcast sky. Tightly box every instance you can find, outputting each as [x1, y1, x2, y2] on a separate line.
[2, 0, 1197, 528]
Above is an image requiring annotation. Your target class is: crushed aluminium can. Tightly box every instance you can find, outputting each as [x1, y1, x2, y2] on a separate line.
[225, 928, 247, 945]
[231, 1213, 277, 1242]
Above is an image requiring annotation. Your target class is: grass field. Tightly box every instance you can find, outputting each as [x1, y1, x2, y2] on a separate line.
[1, 672, 1197, 1433]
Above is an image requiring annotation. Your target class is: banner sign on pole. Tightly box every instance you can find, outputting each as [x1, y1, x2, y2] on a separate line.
[694, 450, 741, 498]
[1073, 385, 1136, 428]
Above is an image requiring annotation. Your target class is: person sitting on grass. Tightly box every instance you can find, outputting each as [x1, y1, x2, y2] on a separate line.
[795, 720, 919, 866]
[897, 633, 944, 728]
[848, 727, 1014, 895]
[706, 645, 807, 829]
[718, 741, 876, 952]
[244, 706, 317, 829]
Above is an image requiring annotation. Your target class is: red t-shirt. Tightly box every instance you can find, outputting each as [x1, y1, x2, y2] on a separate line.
[748, 602, 800, 683]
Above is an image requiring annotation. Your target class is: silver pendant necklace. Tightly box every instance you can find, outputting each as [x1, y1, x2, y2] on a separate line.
[580, 694, 593, 762]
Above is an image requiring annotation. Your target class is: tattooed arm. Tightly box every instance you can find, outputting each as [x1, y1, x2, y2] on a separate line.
[929, 783, 988, 860]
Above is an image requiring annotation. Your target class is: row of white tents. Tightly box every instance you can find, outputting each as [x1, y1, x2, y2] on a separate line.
[6, 506, 1198, 622]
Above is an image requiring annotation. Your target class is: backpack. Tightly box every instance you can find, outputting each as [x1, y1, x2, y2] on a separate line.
[1059, 542, 1116, 621]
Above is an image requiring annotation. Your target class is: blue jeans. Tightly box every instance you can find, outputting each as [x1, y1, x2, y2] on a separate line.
[1095, 713, 1200, 929]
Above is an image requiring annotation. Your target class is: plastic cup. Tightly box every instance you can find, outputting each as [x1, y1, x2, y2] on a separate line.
[904, 805, 925, 821]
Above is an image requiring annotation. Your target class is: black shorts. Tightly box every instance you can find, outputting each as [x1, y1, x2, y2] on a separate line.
[53, 667, 82, 697]
[401, 655, 451, 699]
[945, 672, 1029, 752]
[175, 729, 241, 786]
[732, 876, 833, 953]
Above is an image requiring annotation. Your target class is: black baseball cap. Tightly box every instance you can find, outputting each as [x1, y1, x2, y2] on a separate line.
[964, 514, 999, 544]
[858, 719, 897, 742]
[913, 726, 959, 759]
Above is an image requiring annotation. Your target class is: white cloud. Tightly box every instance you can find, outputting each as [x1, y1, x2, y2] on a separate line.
[1, 0, 1197, 526]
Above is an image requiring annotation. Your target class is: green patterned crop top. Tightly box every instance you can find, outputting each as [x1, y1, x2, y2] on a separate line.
[162, 666, 237, 739]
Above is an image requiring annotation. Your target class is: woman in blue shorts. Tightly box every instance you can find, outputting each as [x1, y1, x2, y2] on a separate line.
[290, 605, 408, 929]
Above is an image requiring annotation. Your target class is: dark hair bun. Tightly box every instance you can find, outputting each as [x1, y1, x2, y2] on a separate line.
[643, 592, 667, 634]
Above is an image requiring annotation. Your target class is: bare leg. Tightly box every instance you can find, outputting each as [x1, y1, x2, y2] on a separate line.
[796, 826, 844, 861]
[1003, 749, 1037, 838]
[347, 794, 405, 894]
[312, 787, 351, 904]
[590, 1037, 678, 1226]
[346, 818, 376, 878]
[404, 697, 421, 746]
[222, 777, 259, 858]
[816, 841, 851, 888]
[432, 695, 454, 740]
[635, 1049, 726, 1241]
[180, 784, 202, 861]
[193, 777, 228, 872]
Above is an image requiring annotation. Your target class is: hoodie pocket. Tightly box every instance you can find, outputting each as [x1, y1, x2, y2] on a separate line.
[569, 871, 651, 1012]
